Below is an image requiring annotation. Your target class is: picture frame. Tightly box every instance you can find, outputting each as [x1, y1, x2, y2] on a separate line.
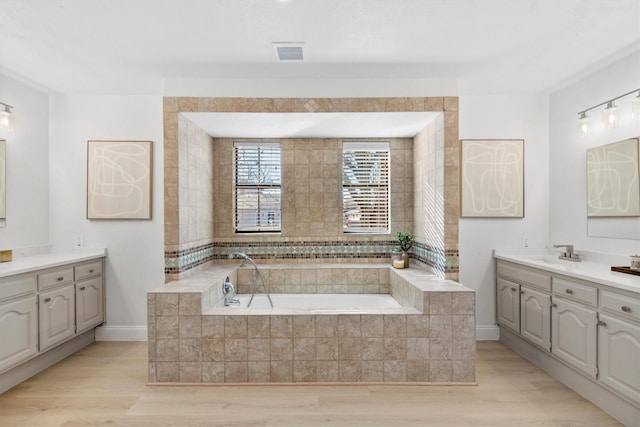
[87, 140, 153, 219]
[460, 139, 524, 218]
[0, 139, 5, 219]
[586, 138, 640, 217]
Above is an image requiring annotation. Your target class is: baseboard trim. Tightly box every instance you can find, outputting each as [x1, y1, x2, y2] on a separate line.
[96, 325, 147, 341]
[0, 330, 95, 395]
[476, 325, 499, 340]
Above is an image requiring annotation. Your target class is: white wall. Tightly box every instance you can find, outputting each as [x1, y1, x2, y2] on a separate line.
[549, 50, 640, 255]
[459, 95, 550, 339]
[48, 95, 165, 340]
[0, 74, 50, 254]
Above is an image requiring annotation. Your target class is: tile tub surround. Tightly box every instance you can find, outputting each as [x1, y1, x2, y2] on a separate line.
[148, 263, 476, 384]
[163, 97, 460, 284]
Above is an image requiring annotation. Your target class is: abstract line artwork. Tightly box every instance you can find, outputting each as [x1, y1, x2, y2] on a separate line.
[87, 140, 152, 219]
[460, 139, 524, 218]
[587, 138, 640, 217]
[0, 139, 5, 219]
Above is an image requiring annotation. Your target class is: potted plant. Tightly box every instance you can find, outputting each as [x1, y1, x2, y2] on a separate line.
[397, 232, 414, 268]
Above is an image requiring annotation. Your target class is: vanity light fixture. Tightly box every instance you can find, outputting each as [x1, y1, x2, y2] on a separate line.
[577, 87, 640, 135]
[0, 102, 14, 131]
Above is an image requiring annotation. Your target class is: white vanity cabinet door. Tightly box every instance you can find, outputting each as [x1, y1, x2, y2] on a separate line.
[520, 286, 551, 351]
[598, 314, 640, 404]
[497, 278, 520, 333]
[551, 297, 597, 379]
[39, 285, 75, 351]
[0, 296, 38, 373]
[75, 277, 103, 333]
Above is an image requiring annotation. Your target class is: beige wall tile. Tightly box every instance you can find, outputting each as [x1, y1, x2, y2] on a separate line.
[202, 339, 224, 362]
[224, 362, 248, 382]
[202, 362, 224, 382]
[383, 360, 407, 382]
[156, 316, 179, 339]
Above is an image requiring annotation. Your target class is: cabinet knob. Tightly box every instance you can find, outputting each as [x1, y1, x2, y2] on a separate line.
[520, 290, 525, 295]
[565, 289, 574, 295]
[79, 286, 86, 291]
[57, 277, 64, 282]
[621, 306, 631, 313]
[89, 269, 94, 273]
[44, 297, 51, 303]
[597, 320, 607, 327]
[551, 303, 557, 308]
[511, 287, 517, 292]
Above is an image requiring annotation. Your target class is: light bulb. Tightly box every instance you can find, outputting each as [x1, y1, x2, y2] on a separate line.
[602, 101, 618, 128]
[578, 111, 590, 136]
[0, 105, 14, 131]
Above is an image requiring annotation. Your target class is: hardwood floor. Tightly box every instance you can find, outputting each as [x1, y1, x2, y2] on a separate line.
[0, 341, 622, 427]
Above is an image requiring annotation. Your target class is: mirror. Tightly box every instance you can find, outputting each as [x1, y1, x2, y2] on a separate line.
[0, 139, 5, 219]
[587, 137, 640, 239]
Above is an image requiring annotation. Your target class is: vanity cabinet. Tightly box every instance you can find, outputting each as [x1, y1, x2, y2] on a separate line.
[598, 289, 640, 404]
[0, 253, 105, 392]
[38, 284, 75, 351]
[520, 286, 551, 351]
[74, 260, 104, 333]
[496, 278, 520, 333]
[0, 274, 38, 373]
[495, 255, 640, 426]
[496, 261, 551, 351]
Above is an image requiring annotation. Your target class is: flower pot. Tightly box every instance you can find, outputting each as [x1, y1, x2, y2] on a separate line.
[402, 252, 410, 268]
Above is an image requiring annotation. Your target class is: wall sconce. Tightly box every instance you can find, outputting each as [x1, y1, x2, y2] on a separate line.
[577, 87, 640, 135]
[0, 102, 14, 131]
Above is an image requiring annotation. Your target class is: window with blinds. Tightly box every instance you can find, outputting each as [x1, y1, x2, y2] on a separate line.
[342, 142, 390, 234]
[234, 142, 281, 232]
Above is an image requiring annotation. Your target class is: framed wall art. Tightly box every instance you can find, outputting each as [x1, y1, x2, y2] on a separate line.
[87, 140, 153, 219]
[460, 139, 524, 218]
[586, 138, 640, 217]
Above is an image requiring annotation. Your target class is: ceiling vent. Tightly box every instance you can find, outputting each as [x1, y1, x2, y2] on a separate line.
[273, 42, 304, 61]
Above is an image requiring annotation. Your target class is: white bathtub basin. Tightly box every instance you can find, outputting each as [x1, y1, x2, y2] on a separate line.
[233, 293, 402, 309]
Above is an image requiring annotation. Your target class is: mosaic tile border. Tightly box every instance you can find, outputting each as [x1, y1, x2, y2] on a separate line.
[164, 239, 455, 276]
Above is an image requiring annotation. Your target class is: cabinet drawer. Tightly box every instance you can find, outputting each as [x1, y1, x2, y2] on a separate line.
[0, 274, 37, 302]
[552, 277, 597, 307]
[38, 268, 74, 291]
[601, 289, 640, 323]
[75, 261, 102, 281]
[496, 261, 551, 292]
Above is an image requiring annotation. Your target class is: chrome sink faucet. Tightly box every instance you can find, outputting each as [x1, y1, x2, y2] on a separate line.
[553, 244, 581, 262]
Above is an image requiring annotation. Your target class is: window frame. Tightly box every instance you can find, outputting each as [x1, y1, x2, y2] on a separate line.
[341, 141, 391, 234]
[233, 141, 282, 233]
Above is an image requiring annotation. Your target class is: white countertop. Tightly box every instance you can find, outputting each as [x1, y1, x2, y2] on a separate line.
[494, 249, 640, 294]
[0, 249, 106, 278]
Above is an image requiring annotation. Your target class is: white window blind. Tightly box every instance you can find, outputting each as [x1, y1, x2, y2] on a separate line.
[342, 142, 390, 234]
[234, 142, 281, 232]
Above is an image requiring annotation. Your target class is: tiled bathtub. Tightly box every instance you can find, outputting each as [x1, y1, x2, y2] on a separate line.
[147, 263, 476, 384]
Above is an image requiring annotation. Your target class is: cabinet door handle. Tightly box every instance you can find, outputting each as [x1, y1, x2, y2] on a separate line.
[511, 287, 517, 292]
[79, 286, 86, 291]
[621, 306, 631, 313]
[57, 277, 64, 282]
[551, 303, 557, 308]
[520, 290, 525, 295]
[565, 289, 573, 295]
[44, 297, 51, 303]
[597, 320, 607, 327]
[89, 269, 94, 273]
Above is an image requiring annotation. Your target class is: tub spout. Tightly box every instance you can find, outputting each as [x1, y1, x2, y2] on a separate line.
[227, 252, 273, 308]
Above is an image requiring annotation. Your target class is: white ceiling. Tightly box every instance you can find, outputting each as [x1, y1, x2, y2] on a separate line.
[183, 112, 441, 138]
[1, 0, 639, 95]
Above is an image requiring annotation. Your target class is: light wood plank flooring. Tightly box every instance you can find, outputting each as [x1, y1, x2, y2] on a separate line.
[0, 341, 622, 427]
